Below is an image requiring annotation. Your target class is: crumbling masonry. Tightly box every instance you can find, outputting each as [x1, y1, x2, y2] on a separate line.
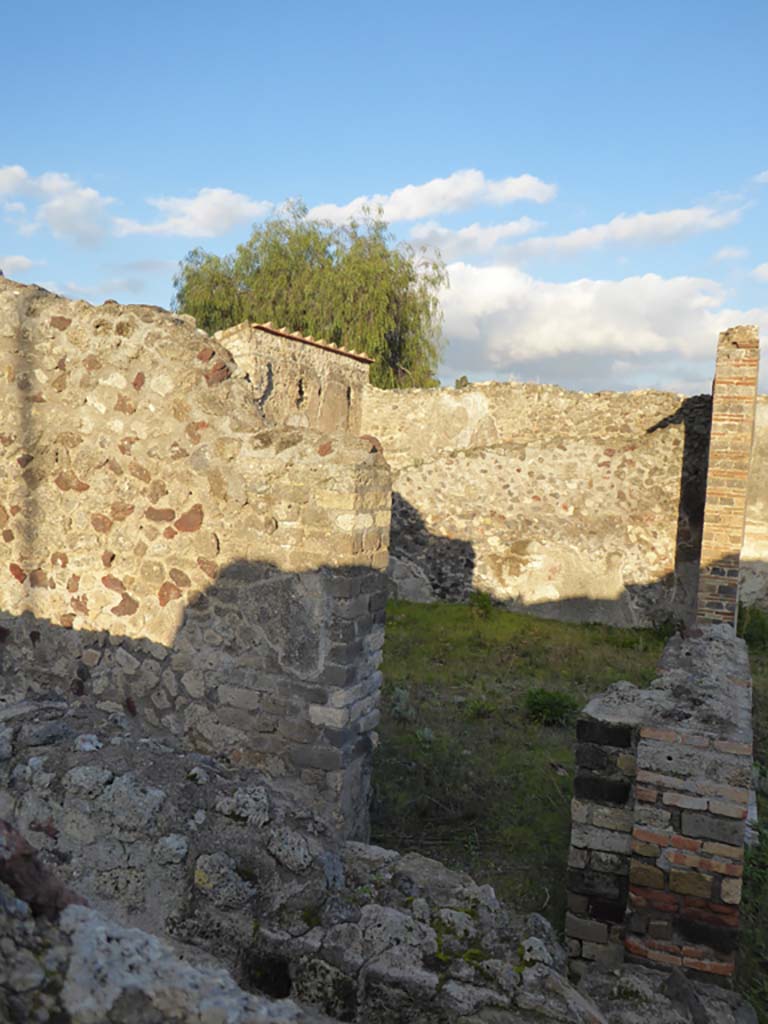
[566, 326, 760, 982]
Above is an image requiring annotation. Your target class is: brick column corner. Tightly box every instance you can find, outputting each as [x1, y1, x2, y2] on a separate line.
[696, 326, 760, 627]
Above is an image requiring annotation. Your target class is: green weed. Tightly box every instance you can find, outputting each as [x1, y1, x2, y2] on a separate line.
[524, 688, 581, 726]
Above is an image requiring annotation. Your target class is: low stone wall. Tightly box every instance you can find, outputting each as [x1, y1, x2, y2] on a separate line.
[566, 626, 753, 981]
[2, 696, 758, 1023]
[0, 278, 391, 837]
[362, 379, 768, 626]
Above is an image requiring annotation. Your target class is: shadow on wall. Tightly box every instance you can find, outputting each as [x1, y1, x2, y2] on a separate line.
[0, 558, 387, 837]
[387, 395, 721, 627]
[388, 493, 475, 603]
[647, 394, 712, 622]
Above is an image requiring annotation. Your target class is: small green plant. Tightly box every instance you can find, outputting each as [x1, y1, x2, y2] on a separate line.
[737, 826, 768, 1021]
[739, 603, 768, 651]
[390, 686, 416, 722]
[468, 591, 493, 619]
[464, 696, 497, 719]
[454, 375, 470, 389]
[524, 687, 580, 726]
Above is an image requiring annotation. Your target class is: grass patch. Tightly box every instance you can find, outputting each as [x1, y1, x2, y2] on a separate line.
[371, 598, 668, 926]
[738, 604, 768, 1020]
[372, 596, 768, 1016]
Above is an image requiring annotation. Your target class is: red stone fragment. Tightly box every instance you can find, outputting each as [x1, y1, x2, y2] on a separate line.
[197, 346, 215, 362]
[203, 360, 231, 386]
[51, 551, 68, 568]
[29, 569, 48, 589]
[185, 420, 209, 443]
[317, 441, 333, 456]
[2, 530, 13, 543]
[197, 558, 218, 580]
[128, 461, 151, 483]
[145, 507, 175, 522]
[50, 316, 72, 331]
[163, 527, 177, 540]
[54, 471, 89, 493]
[60, 614, 76, 629]
[175, 504, 204, 533]
[82, 355, 101, 372]
[118, 436, 138, 455]
[71, 595, 88, 614]
[16, 454, 33, 468]
[67, 575, 80, 592]
[9, 564, 26, 583]
[110, 501, 134, 522]
[101, 575, 124, 592]
[101, 552, 115, 568]
[115, 394, 136, 414]
[169, 568, 191, 588]
[158, 581, 182, 607]
[132, 372, 145, 391]
[90, 514, 112, 534]
[111, 594, 139, 616]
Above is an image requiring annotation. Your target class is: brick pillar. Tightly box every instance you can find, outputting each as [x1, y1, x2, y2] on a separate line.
[696, 326, 760, 626]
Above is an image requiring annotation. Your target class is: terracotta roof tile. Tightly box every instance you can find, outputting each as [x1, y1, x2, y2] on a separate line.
[252, 322, 373, 364]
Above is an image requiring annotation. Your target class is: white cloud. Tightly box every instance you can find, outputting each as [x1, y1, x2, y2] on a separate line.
[513, 206, 743, 258]
[714, 245, 749, 261]
[0, 166, 29, 196]
[440, 261, 768, 393]
[115, 188, 272, 238]
[0, 164, 114, 246]
[410, 217, 540, 259]
[0, 254, 39, 276]
[752, 263, 768, 282]
[36, 187, 114, 246]
[753, 170, 768, 184]
[309, 170, 556, 224]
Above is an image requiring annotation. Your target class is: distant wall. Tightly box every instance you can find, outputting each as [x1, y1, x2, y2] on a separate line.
[220, 323, 371, 435]
[362, 381, 768, 626]
[0, 279, 391, 836]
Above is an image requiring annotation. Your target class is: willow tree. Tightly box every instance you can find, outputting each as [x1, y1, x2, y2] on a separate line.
[172, 202, 448, 388]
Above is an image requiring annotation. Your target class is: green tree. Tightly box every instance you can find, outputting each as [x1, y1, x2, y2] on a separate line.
[172, 201, 448, 388]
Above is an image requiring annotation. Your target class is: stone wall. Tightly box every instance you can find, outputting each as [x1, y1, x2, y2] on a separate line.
[220, 322, 372, 435]
[362, 379, 768, 626]
[0, 278, 391, 837]
[565, 626, 753, 982]
[2, 697, 757, 1023]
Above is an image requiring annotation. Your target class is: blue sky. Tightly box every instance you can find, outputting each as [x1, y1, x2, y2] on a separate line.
[3, 0, 767, 393]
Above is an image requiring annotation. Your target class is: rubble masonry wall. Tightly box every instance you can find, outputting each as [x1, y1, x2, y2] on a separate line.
[0, 278, 391, 837]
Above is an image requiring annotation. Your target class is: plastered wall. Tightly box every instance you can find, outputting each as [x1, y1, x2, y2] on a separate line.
[362, 381, 768, 626]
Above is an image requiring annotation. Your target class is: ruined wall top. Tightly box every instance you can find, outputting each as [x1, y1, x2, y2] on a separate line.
[218, 321, 372, 435]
